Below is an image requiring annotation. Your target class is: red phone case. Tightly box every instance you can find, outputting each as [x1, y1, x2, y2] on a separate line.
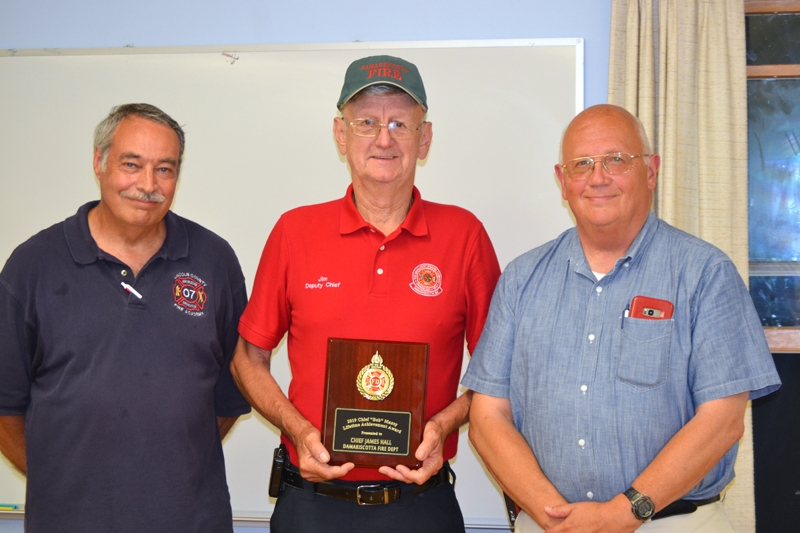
[629, 295, 673, 320]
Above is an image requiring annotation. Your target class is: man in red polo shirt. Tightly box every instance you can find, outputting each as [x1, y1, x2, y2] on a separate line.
[231, 55, 501, 532]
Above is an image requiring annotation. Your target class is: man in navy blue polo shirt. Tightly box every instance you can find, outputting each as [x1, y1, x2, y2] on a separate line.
[0, 103, 250, 532]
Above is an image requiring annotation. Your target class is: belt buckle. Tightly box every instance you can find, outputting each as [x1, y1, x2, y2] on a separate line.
[356, 484, 387, 505]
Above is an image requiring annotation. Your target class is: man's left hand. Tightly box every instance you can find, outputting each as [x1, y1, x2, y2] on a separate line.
[378, 418, 445, 484]
[543, 494, 642, 533]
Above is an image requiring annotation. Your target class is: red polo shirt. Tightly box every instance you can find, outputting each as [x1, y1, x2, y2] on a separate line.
[239, 185, 500, 481]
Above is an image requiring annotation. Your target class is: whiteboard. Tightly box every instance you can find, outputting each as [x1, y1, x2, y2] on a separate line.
[0, 39, 581, 528]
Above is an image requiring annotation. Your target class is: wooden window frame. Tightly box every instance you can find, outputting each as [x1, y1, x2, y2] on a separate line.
[745, 0, 800, 14]
[745, 1, 800, 77]
[746, 1, 800, 352]
[747, 64, 800, 78]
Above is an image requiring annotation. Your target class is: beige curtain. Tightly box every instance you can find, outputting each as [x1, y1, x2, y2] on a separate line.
[608, 1, 754, 532]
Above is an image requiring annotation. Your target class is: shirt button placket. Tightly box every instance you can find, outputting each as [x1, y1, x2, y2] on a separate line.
[377, 242, 386, 275]
[370, 234, 390, 295]
[577, 278, 604, 494]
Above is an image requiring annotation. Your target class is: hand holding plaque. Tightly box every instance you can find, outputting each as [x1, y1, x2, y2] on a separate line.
[322, 338, 429, 468]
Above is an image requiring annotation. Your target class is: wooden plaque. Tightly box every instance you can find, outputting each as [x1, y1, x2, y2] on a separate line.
[322, 338, 429, 468]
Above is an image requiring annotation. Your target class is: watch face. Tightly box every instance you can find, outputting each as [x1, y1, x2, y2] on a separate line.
[636, 499, 655, 519]
[625, 488, 655, 521]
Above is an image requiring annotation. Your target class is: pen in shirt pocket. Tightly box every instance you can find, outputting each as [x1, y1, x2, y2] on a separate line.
[621, 303, 630, 329]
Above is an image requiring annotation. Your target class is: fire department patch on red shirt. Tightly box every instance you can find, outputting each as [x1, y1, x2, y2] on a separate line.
[409, 263, 443, 297]
[173, 273, 207, 315]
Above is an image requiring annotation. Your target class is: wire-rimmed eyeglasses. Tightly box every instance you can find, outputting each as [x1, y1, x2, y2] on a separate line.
[561, 152, 650, 180]
[344, 118, 423, 140]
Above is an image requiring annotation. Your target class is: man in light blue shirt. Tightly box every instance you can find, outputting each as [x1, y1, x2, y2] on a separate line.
[463, 104, 780, 532]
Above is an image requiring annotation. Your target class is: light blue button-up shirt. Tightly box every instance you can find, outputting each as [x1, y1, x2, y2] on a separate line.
[463, 213, 780, 504]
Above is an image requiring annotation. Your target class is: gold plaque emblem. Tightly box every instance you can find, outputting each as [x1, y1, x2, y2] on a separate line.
[356, 352, 395, 401]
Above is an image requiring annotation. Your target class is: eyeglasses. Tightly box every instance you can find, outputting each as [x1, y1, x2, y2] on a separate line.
[344, 118, 422, 140]
[561, 152, 650, 180]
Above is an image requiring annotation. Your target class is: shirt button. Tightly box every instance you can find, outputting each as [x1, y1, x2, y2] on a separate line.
[377, 268, 384, 275]
[624, 262, 630, 268]
[588, 334, 595, 341]
[581, 385, 588, 392]
[370, 229, 376, 233]
[578, 439, 586, 447]
[595, 286, 603, 293]
[380, 245, 385, 251]
[587, 492, 594, 499]
[121, 270, 128, 276]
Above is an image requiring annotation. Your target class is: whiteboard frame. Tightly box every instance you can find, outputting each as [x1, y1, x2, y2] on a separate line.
[1, 38, 584, 116]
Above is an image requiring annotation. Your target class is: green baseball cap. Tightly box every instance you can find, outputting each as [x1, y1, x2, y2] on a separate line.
[337, 55, 427, 111]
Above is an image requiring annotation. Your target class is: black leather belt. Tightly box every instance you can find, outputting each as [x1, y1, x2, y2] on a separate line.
[281, 463, 452, 505]
[652, 494, 721, 520]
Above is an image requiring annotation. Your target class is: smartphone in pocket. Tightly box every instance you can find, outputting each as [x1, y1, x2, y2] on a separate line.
[629, 295, 673, 320]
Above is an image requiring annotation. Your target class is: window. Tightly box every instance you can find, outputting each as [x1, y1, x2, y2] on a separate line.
[745, 0, 800, 351]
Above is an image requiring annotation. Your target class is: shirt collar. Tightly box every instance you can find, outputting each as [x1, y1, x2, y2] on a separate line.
[622, 211, 659, 263]
[568, 211, 659, 276]
[65, 200, 188, 265]
[339, 184, 428, 237]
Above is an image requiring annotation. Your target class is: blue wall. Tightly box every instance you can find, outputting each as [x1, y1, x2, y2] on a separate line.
[0, 1, 611, 531]
[0, 0, 611, 107]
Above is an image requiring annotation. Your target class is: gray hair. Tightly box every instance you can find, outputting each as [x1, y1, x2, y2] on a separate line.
[341, 84, 428, 122]
[94, 103, 185, 172]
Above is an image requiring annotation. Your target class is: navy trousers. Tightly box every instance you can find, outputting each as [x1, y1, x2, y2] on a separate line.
[270, 464, 466, 533]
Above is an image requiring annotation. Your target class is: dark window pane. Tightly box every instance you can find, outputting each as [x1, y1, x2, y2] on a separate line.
[746, 14, 800, 65]
[748, 78, 800, 262]
[749, 276, 800, 327]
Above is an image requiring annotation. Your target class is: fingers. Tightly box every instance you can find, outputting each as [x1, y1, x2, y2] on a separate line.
[302, 461, 355, 483]
[416, 419, 444, 461]
[378, 453, 442, 485]
[378, 464, 431, 484]
[544, 503, 574, 519]
[298, 451, 355, 483]
[295, 427, 354, 482]
[377, 420, 446, 484]
[302, 431, 330, 464]
[415, 427, 436, 461]
[378, 465, 413, 483]
[403, 462, 439, 484]
[294, 420, 449, 485]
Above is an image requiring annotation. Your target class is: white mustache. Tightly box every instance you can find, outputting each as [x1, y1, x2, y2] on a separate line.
[120, 190, 167, 203]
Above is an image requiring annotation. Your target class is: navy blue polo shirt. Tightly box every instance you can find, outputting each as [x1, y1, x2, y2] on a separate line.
[0, 201, 251, 533]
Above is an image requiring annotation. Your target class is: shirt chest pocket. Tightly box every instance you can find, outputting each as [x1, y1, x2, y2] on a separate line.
[615, 318, 674, 391]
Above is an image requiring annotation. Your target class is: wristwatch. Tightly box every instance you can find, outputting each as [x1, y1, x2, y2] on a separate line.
[624, 487, 655, 521]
